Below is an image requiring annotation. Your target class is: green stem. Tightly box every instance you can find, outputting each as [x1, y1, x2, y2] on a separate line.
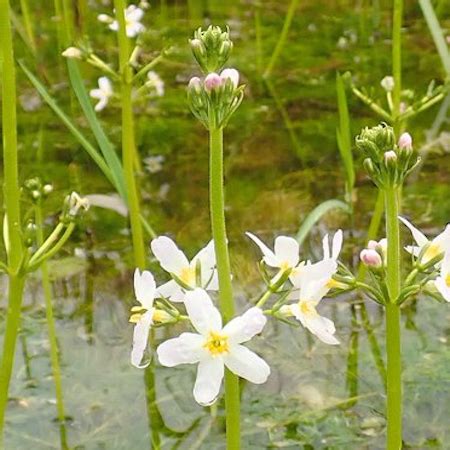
[392, 0, 403, 134]
[263, 0, 300, 78]
[114, 0, 146, 269]
[19, 0, 36, 54]
[209, 126, 240, 449]
[35, 203, 68, 448]
[384, 186, 402, 450]
[28, 223, 64, 265]
[0, 1, 26, 444]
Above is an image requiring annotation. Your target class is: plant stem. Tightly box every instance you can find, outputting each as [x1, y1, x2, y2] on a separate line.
[392, 0, 403, 134]
[0, 0, 26, 443]
[384, 186, 402, 450]
[35, 203, 69, 449]
[209, 126, 240, 450]
[263, 0, 300, 78]
[19, 0, 36, 54]
[114, 0, 146, 270]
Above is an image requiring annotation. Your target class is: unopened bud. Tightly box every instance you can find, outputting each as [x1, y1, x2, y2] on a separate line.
[152, 309, 172, 323]
[62, 47, 83, 59]
[381, 76, 394, 92]
[398, 132, 412, 151]
[97, 14, 111, 23]
[360, 249, 382, 268]
[220, 68, 239, 88]
[43, 184, 53, 195]
[384, 150, 397, 164]
[188, 76, 202, 92]
[204, 73, 222, 91]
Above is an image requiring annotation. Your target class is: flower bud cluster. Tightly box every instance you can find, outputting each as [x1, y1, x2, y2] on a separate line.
[190, 25, 233, 73]
[360, 238, 387, 269]
[23, 178, 53, 203]
[187, 68, 244, 129]
[356, 123, 420, 188]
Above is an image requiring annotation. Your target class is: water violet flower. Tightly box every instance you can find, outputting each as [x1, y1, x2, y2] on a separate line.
[151, 236, 218, 301]
[146, 71, 164, 97]
[434, 250, 450, 302]
[100, 5, 145, 38]
[156, 289, 270, 406]
[89, 77, 113, 112]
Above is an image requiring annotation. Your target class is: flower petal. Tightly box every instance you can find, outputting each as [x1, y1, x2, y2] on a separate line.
[131, 310, 153, 368]
[322, 233, 330, 260]
[274, 236, 299, 267]
[399, 216, 428, 247]
[156, 332, 205, 367]
[223, 307, 267, 344]
[435, 277, 450, 302]
[245, 232, 279, 267]
[126, 5, 144, 22]
[224, 344, 270, 384]
[184, 289, 222, 334]
[134, 269, 155, 309]
[192, 240, 216, 272]
[193, 358, 224, 406]
[304, 315, 339, 345]
[332, 230, 343, 260]
[156, 279, 185, 302]
[151, 236, 189, 275]
[98, 76, 112, 95]
[432, 225, 450, 254]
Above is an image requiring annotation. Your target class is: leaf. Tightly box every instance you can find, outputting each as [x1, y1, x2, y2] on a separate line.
[66, 60, 127, 200]
[419, 0, 450, 76]
[295, 199, 350, 245]
[336, 72, 355, 196]
[19, 62, 116, 189]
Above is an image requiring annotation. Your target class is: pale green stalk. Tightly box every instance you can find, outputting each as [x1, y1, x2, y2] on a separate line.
[384, 186, 402, 450]
[209, 126, 240, 450]
[35, 203, 69, 449]
[263, 0, 300, 78]
[114, 0, 146, 269]
[392, 0, 403, 134]
[19, 0, 36, 54]
[0, 0, 26, 443]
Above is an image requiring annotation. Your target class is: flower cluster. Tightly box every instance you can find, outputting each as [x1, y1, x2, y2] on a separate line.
[356, 123, 419, 188]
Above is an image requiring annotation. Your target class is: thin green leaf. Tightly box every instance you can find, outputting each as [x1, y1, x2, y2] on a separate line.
[296, 199, 350, 245]
[336, 72, 355, 196]
[66, 60, 127, 200]
[19, 61, 116, 189]
[419, 0, 450, 75]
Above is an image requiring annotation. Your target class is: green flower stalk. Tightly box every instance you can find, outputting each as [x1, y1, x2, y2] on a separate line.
[188, 26, 244, 450]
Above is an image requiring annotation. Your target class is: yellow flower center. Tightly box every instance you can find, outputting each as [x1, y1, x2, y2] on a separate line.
[326, 278, 340, 289]
[423, 243, 441, 261]
[298, 301, 318, 318]
[129, 306, 146, 323]
[279, 261, 291, 271]
[203, 331, 229, 356]
[179, 266, 196, 286]
[445, 274, 450, 287]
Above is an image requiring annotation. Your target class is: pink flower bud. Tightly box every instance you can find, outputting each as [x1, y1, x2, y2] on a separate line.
[204, 73, 222, 91]
[367, 240, 378, 250]
[384, 150, 397, 163]
[398, 132, 412, 150]
[188, 76, 202, 91]
[220, 68, 239, 88]
[360, 249, 382, 268]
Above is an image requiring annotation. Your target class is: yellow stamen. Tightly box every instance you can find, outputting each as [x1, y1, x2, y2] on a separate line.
[152, 309, 171, 323]
[131, 306, 146, 312]
[298, 301, 318, 318]
[129, 313, 143, 323]
[445, 274, 450, 287]
[423, 243, 441, 261]
[203, 331, 229, 356]
[179, 266, 196, 285]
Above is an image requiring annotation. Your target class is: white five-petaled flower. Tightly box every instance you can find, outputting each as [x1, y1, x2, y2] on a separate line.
[246, 232, 300, 273]
[434, 250, 450, 302]
[130, 269, 156, 368]
[399, 217, 450, 264]
[146, 71, 165, 97]
[89, 77, 113, 111]
[281, 259, 340, 345]
[156, 289, 270, 406]
[151, 236, 218, 302]
[99, 5, 145, 38]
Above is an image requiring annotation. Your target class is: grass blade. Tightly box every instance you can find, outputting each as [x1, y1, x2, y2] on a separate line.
[296, 199, 350, 245]
[419, 0, 450, 75]
[19, 61, 116, 189]
[336, 73, 355, 201]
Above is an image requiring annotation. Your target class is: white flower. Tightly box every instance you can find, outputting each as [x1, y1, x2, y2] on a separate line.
[151, 236, 218, 302]
[144, 155, 164, 173]
[89, 77, 113, 112]
[281, 260, 339, 345]
[146, 71, 164, 97]
[434, 250, 450, 302]
[130, 269, 156, 368]
[108, 5, 145, 38]
[156, 289, 270, 406]
[322, 230, 343, 261]
[246, 232, 300, 272]
[399, 217, 450, 264]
